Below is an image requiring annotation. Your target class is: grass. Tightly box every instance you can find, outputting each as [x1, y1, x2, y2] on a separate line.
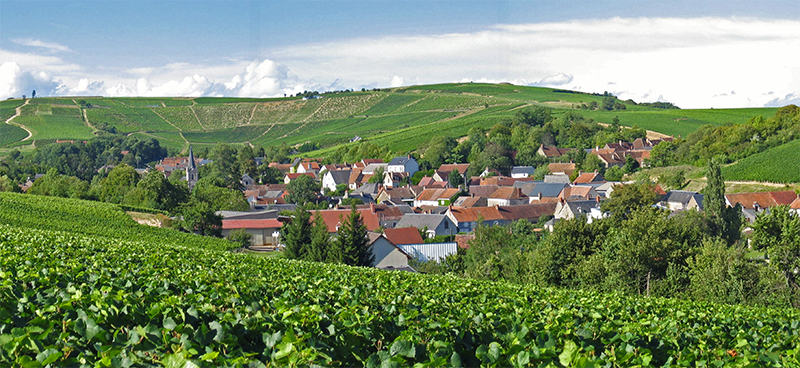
[721, 139, 800, 183]
[182, 125, 270, 143]
[87, 107, 175, 133]
[153, 106, 204, 130]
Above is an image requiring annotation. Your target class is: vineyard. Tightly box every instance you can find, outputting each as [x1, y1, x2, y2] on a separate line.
[0, 85, 786, 153]
[2, 192, 800, 366]
[721, 139, 800, 183]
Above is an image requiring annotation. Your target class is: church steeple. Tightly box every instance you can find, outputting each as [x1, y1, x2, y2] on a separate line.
[186, 145, 198, 191]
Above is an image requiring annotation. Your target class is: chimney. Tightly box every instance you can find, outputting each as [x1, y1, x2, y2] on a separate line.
[370, 203, 376, 214]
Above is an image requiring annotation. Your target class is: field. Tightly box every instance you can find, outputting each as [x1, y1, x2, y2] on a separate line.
[0, 99, 23, 122]
[2, 84, 787, 155]
[721, 139, 800, 183]
[2, 191, 800, 366]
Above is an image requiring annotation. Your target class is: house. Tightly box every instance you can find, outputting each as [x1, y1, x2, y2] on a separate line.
[311, 206, 382, 233]
[283, 172, 315, 184]
[469, 185, 499, 198]
[294, 162, 320, 175]
[573, 171, 606, 185]
[241, 174, 255, 188]
[544, 174, 571, 183]
[558, 185, 601, 201]
[375, 186, 417, 206]
[537, 144, 573, 158]
[397, 242, 459, 263]
[513, 182, 567, 202]
[434, 163, 470, 182]
[383, 227, 425, 245]
[660, 190, 704, 211]
[368, 233, 414, 271]
[446, 206, 507, 233]
[387, 156, 419, 176]
[554, 199, 604, 221]
[348, 169, 373, 190]
[383, 171, 410, 188]
[724, 191, 797, 211]
[510, 166, 535, 178]
[453, 195, 487, 208]
[487, 187, 529, 206]
[413, 188, 461, 207]
[321, 170, 352, 192]
[395, 214, 457, 238]
[349, 183, 382, 203]
[362, 163, 388, 175]
[791, 196, 800, 215]
[221, 219, 283, 247]
[548, 163, 576, 177]
[499, 203, 558, 224]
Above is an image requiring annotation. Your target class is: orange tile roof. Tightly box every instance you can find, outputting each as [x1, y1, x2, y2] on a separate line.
[383, 227, 424, 245]
[573, 172, 605, 184]
[285, 173, 315, 180]
[312, 209, 381, 233]
[725, 191, 798, 209]
[416, 188, 460, 201]
[489, 187, 527, 200]
[791, 197, 800, 210]
[438, 163, 470, 174]
[548, 163, 576, 176]
[448, 206, 505, 222]
[498, 203, 557, 221]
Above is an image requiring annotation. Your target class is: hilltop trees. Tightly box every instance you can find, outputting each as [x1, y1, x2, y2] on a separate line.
[282, 206, 372, 267]
[285, 174, 319, 205]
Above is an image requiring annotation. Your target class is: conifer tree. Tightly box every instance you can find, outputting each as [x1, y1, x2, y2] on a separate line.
[704, 158, 742, 245]
[282, 207, 311, 259]
[334, 206, 373, 266]
[307, 211, 331, 262]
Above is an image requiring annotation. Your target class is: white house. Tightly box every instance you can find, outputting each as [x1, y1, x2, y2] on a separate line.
[510, 166, 535, 178]
[387, 156, 419, 177]
[368, 233, 414, 271]
[321, 170, 352, 192]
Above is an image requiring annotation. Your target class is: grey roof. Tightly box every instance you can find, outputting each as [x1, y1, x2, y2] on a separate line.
[327, 170, 352, 185]
[388, 156, 415, 166]
[395, 214, 452, 230]
[514, 182, 567, 197]
[565, 200, 601, 215]
[353, 182, 381, 195]
[663, 190, 704, 209]
[363, 163, 388, 174]
[398, 242, 458, 262]
[263, 190, 284, 198]
[511, 166, 535, 175]
[544, 174, 571, 183]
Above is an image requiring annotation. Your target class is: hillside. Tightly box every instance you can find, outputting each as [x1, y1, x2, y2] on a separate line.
[721, 139, 800, 183]
[2, 192, 800, 366]
[1, 83, 778, 154]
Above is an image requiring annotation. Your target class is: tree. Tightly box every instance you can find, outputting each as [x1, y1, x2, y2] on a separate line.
[622, 155, 639, 173]
[175, 199, 222, 236]
[31, 90, 36, 99]
[96, 164, 139, 204]
[448, 168, 463, 189]
[209, 144, 239, 188]
[0, 175, 19, 193]
[282, 207, 312, 260]
[515, 106, 552, 126]
[237, 145, 258, 179]
[750, 205, 800, 305]
[604, 165, 624, 181]
[306, 212, 331, 262]
[601, 183, 658, 221]
[704, 158, 742, 245]
[368, 166, 385, 183]
[258, 165, 283, 184]
[124, 171, 188, 212]
[192, 177, 249, 211]
[226, 229, 253, 248]
[332, 206, 373, 266]
[285, 175, 319, 205]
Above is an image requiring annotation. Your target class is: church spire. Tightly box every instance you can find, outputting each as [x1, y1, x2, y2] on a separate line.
[186, 145, 198, 190]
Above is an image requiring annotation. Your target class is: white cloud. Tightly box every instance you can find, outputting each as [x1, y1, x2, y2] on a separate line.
[533, 73, 573, 87]
[0, 62, 64, 98]
[390, 75, 404, 88]
[12, 38, 72, 53]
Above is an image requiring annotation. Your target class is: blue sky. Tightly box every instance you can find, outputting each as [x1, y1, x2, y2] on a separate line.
[2, 1, 799, 108]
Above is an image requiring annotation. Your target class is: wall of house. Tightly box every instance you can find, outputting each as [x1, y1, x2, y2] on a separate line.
[372, 238, 409, 269]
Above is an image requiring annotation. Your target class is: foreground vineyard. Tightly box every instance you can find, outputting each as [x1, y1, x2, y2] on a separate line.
[2, 194, 800, 366]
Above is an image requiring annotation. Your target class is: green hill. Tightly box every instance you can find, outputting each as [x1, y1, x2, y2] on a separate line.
[1, 84, 779, 153]
[721, 139, 800, 183]
[2, 191, 800, 366]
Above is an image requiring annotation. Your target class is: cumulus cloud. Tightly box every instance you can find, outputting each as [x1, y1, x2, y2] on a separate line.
[0, 62, 64, 98]
[390, 75, 404, 88]
[765, 93, 800, 107]
[12, 38, 72, 53]
[532, 73, 573, 87]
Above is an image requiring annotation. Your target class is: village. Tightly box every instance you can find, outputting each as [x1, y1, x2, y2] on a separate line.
[151, 137, 800, 272]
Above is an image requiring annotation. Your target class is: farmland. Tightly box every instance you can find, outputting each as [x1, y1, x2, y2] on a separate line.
[0, 84, 785, 154]
[2, 191, 800, 366]
[721, 139, 800, 183]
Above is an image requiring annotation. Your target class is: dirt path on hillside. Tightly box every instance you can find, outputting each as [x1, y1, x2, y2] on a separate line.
[189, 106, 206, 130]
[279, 98, 332, 139]
[5, 99, 33, 141]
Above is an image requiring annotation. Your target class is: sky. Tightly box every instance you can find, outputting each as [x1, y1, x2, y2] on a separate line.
[1, 0, 799, 108]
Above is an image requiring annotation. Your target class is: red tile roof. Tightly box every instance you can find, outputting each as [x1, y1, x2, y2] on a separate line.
[312, 209, 381, 233]
[489, 187, 527, 200]
[548, 163, 576, 176]
[791, 197, 800, 210]
[222, 219, 282, 230]
[416, 188, 460, 201]
[725, 191, 798, 210]
[383, 227, 424, 245]
[285, 173, 315, 180]
[573, 172, 605, 184]
[438, 163, 470, 174]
